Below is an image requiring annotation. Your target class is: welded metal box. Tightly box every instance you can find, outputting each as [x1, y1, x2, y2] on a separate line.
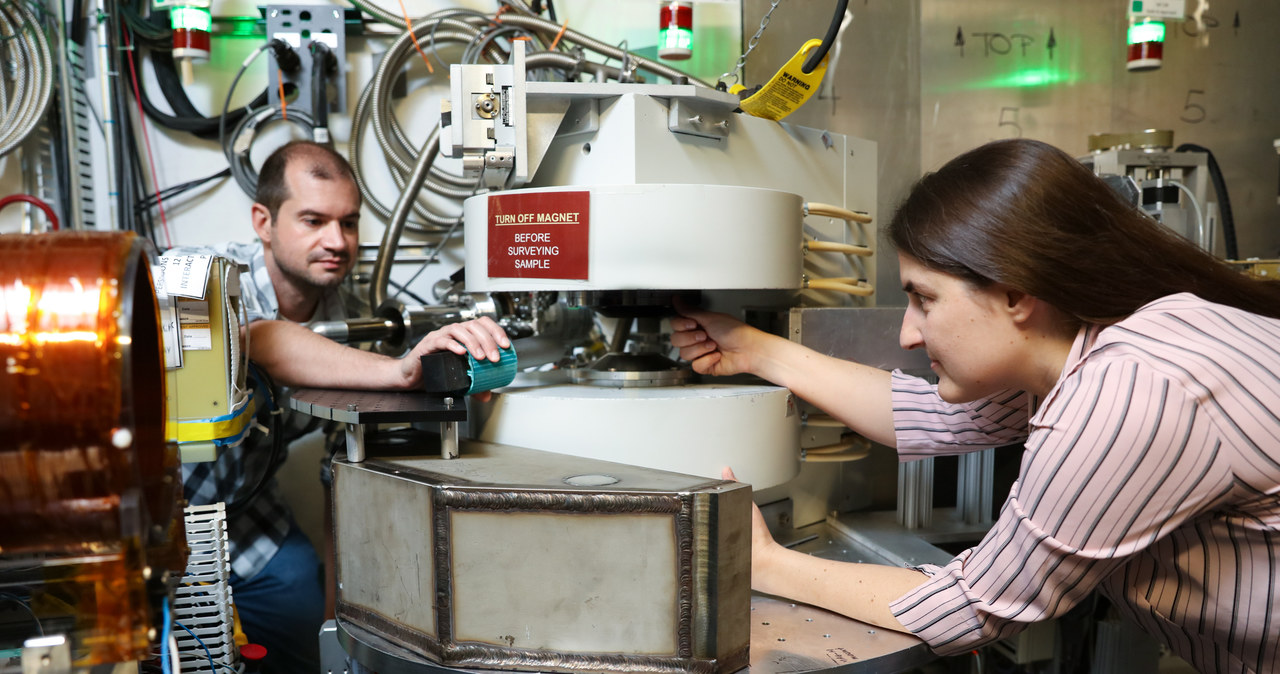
[332, 441, 752, 673]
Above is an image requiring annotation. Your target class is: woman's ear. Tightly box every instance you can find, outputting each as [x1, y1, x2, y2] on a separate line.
[1003, 287, 1038, 325]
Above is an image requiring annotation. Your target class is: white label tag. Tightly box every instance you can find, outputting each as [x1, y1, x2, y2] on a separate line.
[158, 254, 214, 299]
[177, 299, 213, 351]
[1129, 0, 1185, 19]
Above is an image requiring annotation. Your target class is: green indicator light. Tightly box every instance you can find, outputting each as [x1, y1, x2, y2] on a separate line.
[931, 66, 1077, 93]
[171, 6, 213, 32]
[1128, 20, 1165, 45]
[212, 16, 266, 38]
[659, 26, 693, 51]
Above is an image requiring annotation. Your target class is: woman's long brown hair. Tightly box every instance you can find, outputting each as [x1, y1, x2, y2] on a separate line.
[888, 138, 1280, 325]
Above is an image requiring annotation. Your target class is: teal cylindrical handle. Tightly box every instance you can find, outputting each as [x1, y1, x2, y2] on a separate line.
[466, 345, 517, 394]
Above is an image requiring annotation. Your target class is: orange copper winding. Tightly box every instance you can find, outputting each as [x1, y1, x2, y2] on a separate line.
[0, 231, 186, 666]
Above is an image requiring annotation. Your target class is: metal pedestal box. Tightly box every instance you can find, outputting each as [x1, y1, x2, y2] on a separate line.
[333, 441, 751, 674]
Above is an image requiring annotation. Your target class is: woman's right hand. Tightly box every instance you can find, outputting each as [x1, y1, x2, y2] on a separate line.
[721, 467, 785, 596]
[669, 302, 766, 377]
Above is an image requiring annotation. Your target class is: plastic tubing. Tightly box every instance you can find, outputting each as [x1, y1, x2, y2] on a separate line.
[805, 278, 875, 297]
[0, 194, 60, 231]
[801, 413, 847, 428]
[805, 201, 872, 224]
[803, 435, 872, 462]
[805, 239, 872, 256]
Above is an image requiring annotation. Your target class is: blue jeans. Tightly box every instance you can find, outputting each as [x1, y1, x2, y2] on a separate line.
[231, 526, 324, 674]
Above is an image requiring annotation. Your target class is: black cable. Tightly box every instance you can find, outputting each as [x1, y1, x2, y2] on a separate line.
[309, 41, 335, 140]
[388, 278, 429, 305]
[68, 0, 87, 45]
[1176, 143, 1238, 260]
[269, 38, 301, 73]
[135, 167, 231, 213]
[225, 363, 287, 517]
[801, 0, 848, 74]
[108, 8, 141, 239]
[138, 45, 270, 139]
[0, 592, 44, 636]
[121, 0, 170, 46]
[225, 106, 317, 197]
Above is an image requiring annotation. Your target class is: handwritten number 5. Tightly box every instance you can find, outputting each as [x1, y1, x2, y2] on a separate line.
[1180, 89, 1206, 124]
[999, 107, 1022, 138]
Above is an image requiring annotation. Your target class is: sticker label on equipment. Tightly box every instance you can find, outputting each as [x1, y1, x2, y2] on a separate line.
[177, 299, 212, 351]
[1128, 0, 1184, 19]
[488, 191, 589, 280]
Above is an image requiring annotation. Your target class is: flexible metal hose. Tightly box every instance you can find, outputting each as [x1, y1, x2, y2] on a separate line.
[370, 124, 442, 310]
[494, 14, 711, 88]
[350, 68, 471, 230]
[0, 2, 55, 157]
[351, 23, 493, 229]
[348, 0, 706, 88]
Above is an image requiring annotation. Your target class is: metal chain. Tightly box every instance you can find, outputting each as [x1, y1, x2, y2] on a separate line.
[718, 0, 783, 86]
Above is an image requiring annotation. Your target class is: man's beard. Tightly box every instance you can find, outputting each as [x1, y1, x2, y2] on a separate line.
[278, 254, 347, 290]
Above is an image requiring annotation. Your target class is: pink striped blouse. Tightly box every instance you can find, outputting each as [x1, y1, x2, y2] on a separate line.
[887, 293, 1280, 673]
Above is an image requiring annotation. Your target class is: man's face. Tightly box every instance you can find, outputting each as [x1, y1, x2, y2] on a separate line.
[261, 164, 360, 291]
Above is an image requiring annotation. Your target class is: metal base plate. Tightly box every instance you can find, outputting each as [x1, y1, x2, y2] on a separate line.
[336, 595, 934, 674]
[290, 388, 466, 424]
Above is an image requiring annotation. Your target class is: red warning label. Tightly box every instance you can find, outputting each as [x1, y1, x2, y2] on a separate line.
[488, 191, 590, 280]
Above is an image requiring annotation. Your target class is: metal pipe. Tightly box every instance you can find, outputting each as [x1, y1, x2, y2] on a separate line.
[370, 125, 442, 311]
[309, 317, 400, 344]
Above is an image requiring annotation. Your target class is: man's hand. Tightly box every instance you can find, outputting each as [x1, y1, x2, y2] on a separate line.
[398, 317, 510, 393]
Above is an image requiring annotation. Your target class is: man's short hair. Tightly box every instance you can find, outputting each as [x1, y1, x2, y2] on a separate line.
[255, 141, 359, 222]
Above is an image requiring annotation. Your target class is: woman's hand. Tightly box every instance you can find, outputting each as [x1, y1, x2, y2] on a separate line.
[670, 303, 770, 378]
[722, 466, 784, 593]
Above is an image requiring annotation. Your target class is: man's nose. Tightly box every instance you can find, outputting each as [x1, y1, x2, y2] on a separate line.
[320, 222, 346, 250]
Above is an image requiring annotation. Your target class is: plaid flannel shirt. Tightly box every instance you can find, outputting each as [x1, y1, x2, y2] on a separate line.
[175, 240, 364, 579]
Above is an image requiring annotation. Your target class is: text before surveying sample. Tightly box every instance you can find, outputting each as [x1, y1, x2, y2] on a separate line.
[488, 191, 589, 279]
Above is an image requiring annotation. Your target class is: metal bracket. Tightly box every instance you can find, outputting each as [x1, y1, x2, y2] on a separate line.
[443, 40, 528, 188]
[319, 620, 350, 674]
[265, 5, 347, 117]
[668, 98, 731, 140]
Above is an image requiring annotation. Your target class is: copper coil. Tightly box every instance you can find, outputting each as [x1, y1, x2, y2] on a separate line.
[0, 231, 185, 665]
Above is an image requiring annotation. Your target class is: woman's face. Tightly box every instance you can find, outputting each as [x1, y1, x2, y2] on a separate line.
[898, 253, 1024, 403]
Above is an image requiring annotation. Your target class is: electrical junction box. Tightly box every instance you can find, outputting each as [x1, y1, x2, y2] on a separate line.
[156, 254, 252, 463]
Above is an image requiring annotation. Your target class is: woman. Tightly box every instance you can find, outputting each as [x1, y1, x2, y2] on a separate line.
[672, 138, 1280, 673]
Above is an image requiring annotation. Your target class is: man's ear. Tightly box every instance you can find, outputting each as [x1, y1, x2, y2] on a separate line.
[250, 203, 272, 242]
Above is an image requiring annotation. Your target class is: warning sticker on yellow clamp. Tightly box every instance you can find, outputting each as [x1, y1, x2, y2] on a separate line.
[735, 38, 828, 121]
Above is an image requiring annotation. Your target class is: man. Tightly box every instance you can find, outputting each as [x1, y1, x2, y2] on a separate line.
[180, 141, 507, 674]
